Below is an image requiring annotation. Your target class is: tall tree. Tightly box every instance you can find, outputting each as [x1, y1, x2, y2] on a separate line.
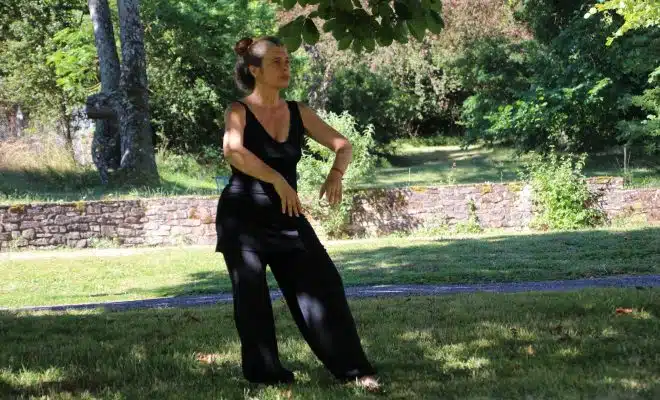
[84, 0, 445, 184]
[87, 0, 121, 184]
[86, 0, 158, 185]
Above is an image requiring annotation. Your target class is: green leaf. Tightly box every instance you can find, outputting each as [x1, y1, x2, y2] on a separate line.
[376, 24, 395, 47]
[281, 34, 303, 52]
[282, 0, 297, 11]
[394, 1, 413, 20]
[421, 0, 442, 11]
[362, 37, 376, 52]
[331, 26, 348, 41]
[351, 38, 363, 54]
[407, 19, 426, 42]
[317, 4, 333, 19]
[323, 18, 339, 33]
[337, 36, 352, 50]
[393, 20, 409, 43]
[426, 10, 444, 34]
[308, 11, 319, 19]
[377, 3, 394, 21]
[278, 16, 305, 38]
[302, 18, 320, 44]
[335, 0, 353, 12]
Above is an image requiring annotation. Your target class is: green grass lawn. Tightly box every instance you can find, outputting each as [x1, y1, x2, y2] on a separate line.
[2, 226, 659, 308]
[0, 167, 220, 205]
[370, 143, 660, 189]
[2, 289, 659, 399]
[3, 141, 658, 205]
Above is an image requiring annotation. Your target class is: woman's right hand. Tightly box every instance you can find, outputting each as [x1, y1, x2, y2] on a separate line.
[273, 175, 303, 217]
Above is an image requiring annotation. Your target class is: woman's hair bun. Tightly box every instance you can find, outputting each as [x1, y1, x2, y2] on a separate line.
[234, 37, 254, 56]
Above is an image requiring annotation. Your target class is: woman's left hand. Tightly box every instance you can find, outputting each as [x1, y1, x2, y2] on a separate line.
[319, 170, 343, 205]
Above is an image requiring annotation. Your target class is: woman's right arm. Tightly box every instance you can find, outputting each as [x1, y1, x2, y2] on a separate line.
[222, 102, 303, 217]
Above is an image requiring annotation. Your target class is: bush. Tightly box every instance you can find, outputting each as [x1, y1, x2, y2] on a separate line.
[156, 146, 230, 180]
[520, 150, 606, 230]
[297, 110, 376, 238]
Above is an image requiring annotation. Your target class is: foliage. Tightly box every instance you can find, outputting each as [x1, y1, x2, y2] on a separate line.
[308, 0, 529, 146]
[520, 150, 606, 230]
[274, 0, 445, 53]
[141, 0, 279, 154]
[585, 0, 660, 46]
[454, 199, 483, 234]
[297, 110, 376, 238]
[325, 64, 400, 144]
[455, 0, 660, 153]
[587, 0, 660, 155]
[0, 0, 88, 125]
[47, 16, 99, 108]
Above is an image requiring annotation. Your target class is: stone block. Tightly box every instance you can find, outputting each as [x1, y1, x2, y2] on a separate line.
[67, 232, 81, 240]
[67, 223, 90, 232]
[20, 220, 41, 229]
[32, 238, 49, 246]
[123, 237, 145, 245]
[100, 225, 117, 236]
[116, 227, 135, 236]
[3, 223, 19, 231]
[171, 226, 194, 235]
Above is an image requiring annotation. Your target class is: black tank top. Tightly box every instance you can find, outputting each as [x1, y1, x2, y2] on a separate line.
[220, 100, 305, 216]
[215, 100, 312, 253]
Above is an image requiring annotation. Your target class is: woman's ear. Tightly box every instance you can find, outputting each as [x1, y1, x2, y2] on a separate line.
[248, 65, 259, 79]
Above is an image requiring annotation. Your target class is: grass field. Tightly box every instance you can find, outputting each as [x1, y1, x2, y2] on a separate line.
[2, 138, 659, 205]
[2, 226, 659, 309]
[2, 289, 659, 399]
[369, 143, 660, 189]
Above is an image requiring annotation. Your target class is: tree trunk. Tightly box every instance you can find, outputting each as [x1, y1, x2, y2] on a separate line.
[305, 45, 334, 111]
[116, 0, 158, 184]
[88, 0, 121, 184]
[58, 97, 76, 161]
[86, 0, 158, 185]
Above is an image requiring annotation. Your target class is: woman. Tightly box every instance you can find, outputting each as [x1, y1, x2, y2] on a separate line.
[215, 36, 381, 392]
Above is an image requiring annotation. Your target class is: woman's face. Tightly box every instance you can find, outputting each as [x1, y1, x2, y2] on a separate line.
[250, 44, 290, 90]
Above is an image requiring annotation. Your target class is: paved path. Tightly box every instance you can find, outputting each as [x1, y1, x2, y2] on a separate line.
[3, 275, 659, 313]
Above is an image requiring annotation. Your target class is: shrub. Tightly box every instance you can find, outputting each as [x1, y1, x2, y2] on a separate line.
[520, 150, 606, 230]
[297, 110, 376, 238]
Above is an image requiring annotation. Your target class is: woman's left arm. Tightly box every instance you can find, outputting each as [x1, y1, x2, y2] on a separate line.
[298, 103, 353, 205]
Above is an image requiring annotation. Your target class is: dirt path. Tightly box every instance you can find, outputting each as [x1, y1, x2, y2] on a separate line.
[4, 274, 659, 313]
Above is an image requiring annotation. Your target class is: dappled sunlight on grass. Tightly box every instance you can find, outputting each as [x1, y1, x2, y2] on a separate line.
[2, 290, 660, 398]
[617, 378, 650, 391]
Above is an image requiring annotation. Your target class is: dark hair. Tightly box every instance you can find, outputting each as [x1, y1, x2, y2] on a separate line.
[234, 36, 284, 92]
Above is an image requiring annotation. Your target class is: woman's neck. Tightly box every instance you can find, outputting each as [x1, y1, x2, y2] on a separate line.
[248, 85, 281, 108]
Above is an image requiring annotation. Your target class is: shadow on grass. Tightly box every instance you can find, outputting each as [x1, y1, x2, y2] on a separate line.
[1, 290, 659, 398]
[374, 146, 525, 187]
[148, 227, 660, 300]
[376, 145, 660, 188]
[0, 168, 219, 204]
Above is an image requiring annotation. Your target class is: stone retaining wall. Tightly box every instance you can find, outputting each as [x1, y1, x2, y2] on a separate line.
[1, 177, 658, 250]
[350, 177, 659, 235]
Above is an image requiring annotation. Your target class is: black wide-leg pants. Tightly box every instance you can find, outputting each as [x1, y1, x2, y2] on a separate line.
[221, 222, 376, 383]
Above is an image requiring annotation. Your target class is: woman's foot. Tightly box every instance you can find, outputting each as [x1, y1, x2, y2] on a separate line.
[354, 375, 382, 393]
